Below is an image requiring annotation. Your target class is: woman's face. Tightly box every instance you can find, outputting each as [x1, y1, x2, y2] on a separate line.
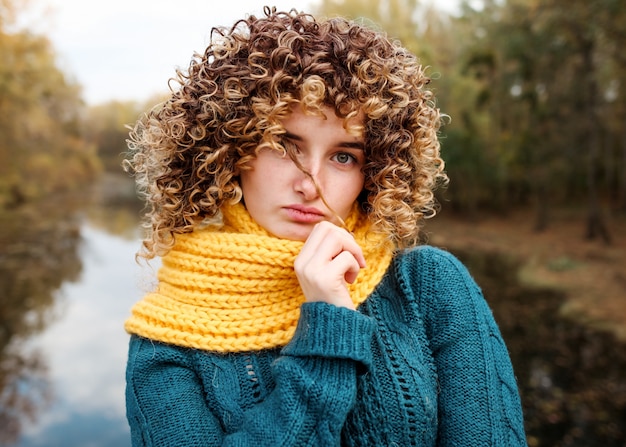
[240, 106, 366, 241]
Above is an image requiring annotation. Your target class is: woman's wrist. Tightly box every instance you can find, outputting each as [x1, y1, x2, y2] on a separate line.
[282, 302, 374, 369]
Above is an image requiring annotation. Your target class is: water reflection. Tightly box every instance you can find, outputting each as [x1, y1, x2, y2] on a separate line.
[0, 177, 145, 446]
[453, 249, 626, 447]
[13, 225, 143, 446]
[0, 201, 83, 444]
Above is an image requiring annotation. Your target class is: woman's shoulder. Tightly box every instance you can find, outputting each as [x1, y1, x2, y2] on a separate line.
[127, 334, 227, 376]
[128, 335, 197, 368]
[387, 245, 486, 329]
[392, 245, 475, 286]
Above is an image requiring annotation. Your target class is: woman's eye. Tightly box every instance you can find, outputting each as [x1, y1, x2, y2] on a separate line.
[335, 152, 355, 164]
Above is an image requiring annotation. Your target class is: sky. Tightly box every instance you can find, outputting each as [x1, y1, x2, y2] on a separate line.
[20, 0, 458, 106]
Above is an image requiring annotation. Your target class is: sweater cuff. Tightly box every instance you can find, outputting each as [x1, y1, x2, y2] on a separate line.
[281, 302, 374, 370]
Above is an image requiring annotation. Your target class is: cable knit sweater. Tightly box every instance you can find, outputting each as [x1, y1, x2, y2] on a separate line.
[125, 246, 527, 446]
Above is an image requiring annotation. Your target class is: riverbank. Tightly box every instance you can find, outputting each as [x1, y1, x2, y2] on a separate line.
[425, 207, 626, 341]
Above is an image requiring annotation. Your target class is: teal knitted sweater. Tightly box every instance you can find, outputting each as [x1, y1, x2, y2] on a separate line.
[125, 246, 527, 446]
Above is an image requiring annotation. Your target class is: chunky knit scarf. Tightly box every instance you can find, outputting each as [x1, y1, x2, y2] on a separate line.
[125, 203, 394, 352]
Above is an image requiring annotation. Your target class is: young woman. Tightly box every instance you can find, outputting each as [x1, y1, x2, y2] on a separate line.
[124, 7, 527, 446]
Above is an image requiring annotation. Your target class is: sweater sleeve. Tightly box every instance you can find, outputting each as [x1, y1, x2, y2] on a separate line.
[125, 302, 374, 447]
[398, 246, 527, 446]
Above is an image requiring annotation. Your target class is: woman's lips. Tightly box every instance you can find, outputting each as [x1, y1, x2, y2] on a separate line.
[284, 205, 325, 223]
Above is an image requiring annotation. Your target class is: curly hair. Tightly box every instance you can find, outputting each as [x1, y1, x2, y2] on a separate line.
[125, 7, 447, 259]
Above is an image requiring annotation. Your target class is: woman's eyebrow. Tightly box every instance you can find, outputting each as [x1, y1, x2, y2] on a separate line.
[339, 141, 365, 150]
[283, 131, 365, 150]
[283, 131, 303, 141]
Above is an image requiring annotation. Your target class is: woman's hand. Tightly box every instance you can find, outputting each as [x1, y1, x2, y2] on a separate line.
[294, 221, 366, 310]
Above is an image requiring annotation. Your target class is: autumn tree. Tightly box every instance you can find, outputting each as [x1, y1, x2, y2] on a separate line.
[85, 100, 146, 172]
[0, 0, 100, 208]
[459, 0, 624, 240]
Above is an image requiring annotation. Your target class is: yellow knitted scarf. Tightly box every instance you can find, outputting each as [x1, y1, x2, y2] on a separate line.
[125, 203, 394, 352]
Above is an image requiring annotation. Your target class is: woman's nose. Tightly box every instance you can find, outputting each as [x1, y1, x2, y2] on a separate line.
[293, 160, 321, 200]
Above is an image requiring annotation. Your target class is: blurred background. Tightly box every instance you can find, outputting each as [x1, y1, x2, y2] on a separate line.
[0, 0, 624, 445]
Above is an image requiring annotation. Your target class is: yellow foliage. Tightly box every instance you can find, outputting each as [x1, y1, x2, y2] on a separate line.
[0, 2, 99, 208]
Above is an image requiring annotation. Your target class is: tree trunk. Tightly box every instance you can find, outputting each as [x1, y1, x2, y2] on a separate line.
[581, 38, 612, 244]
[620, 126, 626, 211]
[534, 182, 549, 232]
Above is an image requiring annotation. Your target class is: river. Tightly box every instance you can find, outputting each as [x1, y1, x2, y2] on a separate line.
[12, 226, 137, 446]
[0, 176, 624, 446]
[0, 176, 145, 447]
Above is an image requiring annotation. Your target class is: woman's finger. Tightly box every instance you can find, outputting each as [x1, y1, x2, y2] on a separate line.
[294, 221, 365, 309]
[298, 221, 365, 267]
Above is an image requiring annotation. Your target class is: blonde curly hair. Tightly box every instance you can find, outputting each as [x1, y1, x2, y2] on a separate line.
[125, 7, 447, 259]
